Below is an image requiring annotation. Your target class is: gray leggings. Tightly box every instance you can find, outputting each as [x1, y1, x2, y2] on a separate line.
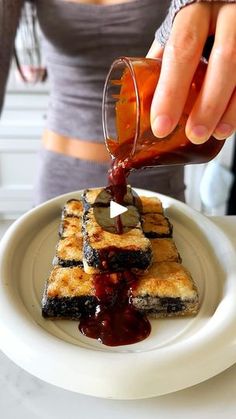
[34, 148, 185, 205]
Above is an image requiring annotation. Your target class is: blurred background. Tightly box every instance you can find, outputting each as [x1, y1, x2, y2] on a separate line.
[0, 22, 235, 221]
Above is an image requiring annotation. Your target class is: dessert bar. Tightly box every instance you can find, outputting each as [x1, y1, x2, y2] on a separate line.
[132, 262, 199, 317]
[54, 235, 83, 267]
[150, 238, 181, 263]
[42, 266, 97, 319]
[142, 213, 173, 238]
[63, 198, 83, 218]
[59, 216, 82, 238]
[138, 196, 163, 214]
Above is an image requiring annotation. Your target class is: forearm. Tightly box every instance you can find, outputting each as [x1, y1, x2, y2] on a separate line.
[156, 0, 236, 46]
[0, 0, 24, 115]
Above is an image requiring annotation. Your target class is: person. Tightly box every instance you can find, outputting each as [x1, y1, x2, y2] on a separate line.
[0, 0, 235, 205]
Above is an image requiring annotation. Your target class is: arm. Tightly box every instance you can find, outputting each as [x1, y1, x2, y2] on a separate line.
[148, 1, 236, 144]
[0, 0, 24, 115]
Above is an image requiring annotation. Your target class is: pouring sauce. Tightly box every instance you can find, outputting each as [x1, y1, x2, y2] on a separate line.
[79, 58, 225, 346]
[79, 272, 151, 346]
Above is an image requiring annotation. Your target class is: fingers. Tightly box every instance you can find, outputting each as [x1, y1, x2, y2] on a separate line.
[151, 3, 210, 138]
[186, 4, 236, 143]
[146, 39, 164, 59]
[213, 88, 236, 140]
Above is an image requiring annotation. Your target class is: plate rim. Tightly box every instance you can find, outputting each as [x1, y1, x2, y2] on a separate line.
[0, 188, 236, 399]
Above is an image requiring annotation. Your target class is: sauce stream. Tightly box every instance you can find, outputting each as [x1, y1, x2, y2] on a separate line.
[79, 156, 151, 347]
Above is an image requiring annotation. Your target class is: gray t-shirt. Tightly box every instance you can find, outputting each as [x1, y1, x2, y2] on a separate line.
[1, 0, 234, 141]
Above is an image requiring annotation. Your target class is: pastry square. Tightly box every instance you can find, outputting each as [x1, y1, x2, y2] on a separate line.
[131, 262, 199, 317]
[59, 216, 82, 238]
[83, 215, 152, 273]
[150, 238, 181, 263]
[42, 266, 97, 319]
[138, 196, 163, 214]
[63, 199, 83, 218]
[142, 213, 173, 238]
[54, 235, 83, 267]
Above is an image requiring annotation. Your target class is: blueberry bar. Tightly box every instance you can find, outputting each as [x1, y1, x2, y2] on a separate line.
[131, 262, 199, 317]
[42, 266, 97, 319]
[54, 235, 83, 267]
[59, 216, 82, 238]
[63, 198, 83, 218]
[138, 196, 164, 215]
[150, 238, 181, 263]
[142, 213, 173, 238]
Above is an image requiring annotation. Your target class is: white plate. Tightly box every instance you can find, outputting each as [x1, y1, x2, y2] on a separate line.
[0, 188, 236, 400]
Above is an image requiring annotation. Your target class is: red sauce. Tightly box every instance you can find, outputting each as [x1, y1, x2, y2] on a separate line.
[107, 162, 128, 234]
[79, 161, 151, 346]
[79, 272, 151, 346]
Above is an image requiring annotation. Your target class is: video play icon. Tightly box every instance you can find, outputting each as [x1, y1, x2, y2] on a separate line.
[93, 188, 142, 234]
[110, 200, 128, 219]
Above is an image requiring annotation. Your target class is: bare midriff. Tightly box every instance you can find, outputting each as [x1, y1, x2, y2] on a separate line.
[64, 0, 134, 5]
[42, 129, 110, 163]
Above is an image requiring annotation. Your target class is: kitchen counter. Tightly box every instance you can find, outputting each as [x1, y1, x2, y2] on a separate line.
[0, 216, 235, 419]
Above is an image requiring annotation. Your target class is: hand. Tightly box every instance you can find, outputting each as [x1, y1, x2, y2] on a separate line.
[147, 2, 236, 144]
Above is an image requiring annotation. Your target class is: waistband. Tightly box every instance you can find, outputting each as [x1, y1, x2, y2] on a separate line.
[42, 129, 110, 163]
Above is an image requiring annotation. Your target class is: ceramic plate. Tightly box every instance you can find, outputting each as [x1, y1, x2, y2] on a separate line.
[0, 189, 236, 399]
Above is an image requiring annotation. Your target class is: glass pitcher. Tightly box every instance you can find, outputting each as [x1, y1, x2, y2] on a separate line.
[102, 57, 225, 170]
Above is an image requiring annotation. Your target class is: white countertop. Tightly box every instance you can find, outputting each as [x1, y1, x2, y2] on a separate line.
[0, 216, 236, 419]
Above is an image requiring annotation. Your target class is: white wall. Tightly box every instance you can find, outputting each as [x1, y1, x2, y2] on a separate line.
[184, 136, 235, 214]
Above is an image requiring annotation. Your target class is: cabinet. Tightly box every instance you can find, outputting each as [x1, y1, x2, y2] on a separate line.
[0, 71, 48, 219]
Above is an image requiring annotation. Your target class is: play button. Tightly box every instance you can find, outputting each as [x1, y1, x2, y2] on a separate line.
[110, 200, 128, 219]
[93, 187, 143, 234]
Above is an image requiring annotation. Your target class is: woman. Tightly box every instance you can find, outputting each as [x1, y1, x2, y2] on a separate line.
[0, 0, 235, 205]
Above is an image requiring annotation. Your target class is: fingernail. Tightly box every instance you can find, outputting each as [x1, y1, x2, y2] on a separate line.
[213, 123, 233, 140]
[152, 115, 172, 137]
[188, 125, 209, 144]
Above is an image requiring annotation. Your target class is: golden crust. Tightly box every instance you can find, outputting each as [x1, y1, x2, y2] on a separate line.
[142, 213, 171, 236]
[60, 216, 82, 238]
[46, 266, 95, 298]
[63, 199, 83, 217]
[133, 262, 198, 300]
[84, 188, 111, 205]
[56, 236, 83, 261]
[82, 259, 101, 275]
[151, 238, 180, 263]
[139, 196, 163, 214]
[87, 227, 151, 251]
[86, 206, 140, 230]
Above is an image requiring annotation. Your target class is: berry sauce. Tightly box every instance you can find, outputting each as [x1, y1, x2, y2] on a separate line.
[79, 272, 151, 346]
